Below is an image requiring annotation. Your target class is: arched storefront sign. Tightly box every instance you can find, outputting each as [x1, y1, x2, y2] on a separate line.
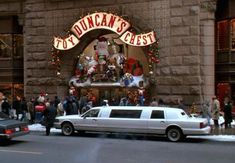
[53, 12, 157, 50]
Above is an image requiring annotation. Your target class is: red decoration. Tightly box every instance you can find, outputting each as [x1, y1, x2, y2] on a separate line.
[148, 51, 153, 56]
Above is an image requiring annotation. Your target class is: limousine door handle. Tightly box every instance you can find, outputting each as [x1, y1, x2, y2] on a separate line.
[92, 119, 97, 121]
[160, 121, 165, 123]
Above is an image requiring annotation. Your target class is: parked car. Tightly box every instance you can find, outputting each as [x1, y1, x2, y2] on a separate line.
[0, 112, 29, 140]
[54, 106, 211, 142]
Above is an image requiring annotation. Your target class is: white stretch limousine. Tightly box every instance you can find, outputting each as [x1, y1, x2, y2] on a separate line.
[54, 106, 211, 142]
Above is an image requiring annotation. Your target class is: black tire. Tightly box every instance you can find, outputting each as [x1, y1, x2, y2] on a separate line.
[0, 138, 11, 145]
[167, 127, 183, 142]
[62, 122, 74, 136]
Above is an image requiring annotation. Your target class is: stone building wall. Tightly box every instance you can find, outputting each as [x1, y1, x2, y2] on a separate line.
[0, 0, 216, 107]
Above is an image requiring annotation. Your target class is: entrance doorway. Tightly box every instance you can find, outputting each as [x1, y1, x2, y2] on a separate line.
[78, 87, 149, 107]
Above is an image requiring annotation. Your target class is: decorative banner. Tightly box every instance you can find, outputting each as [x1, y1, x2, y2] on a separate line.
[53, 35, 80, 50]
[120, 31, 156, 46]
[53, 12, 157, 50]
[71, 12, 131, 38]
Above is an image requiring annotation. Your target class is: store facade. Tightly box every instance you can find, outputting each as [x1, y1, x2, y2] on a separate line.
[0, 0, 218, 107]
[215, 0, 235, 108]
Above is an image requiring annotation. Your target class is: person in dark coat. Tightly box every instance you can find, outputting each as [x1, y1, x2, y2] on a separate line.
[224, 101, 233, 128]
[42, 101, 57, 136]
[13, 96, 22, 120]
[20, 97, 28, 121]
[54, 96, 60, 108]
[1, 98, 11, 116]
[27, 98, 35, 124]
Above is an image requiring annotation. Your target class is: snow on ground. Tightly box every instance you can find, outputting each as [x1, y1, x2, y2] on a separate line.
[28, 123, 61, 133]
[189, 135, 235, 142]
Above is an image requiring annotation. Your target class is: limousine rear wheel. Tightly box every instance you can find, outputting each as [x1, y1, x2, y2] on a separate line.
[62, 122, 74, 136]
[166, 127, 183, 142]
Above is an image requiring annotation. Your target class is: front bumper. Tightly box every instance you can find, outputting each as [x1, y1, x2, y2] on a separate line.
[53, 122, 62, 129]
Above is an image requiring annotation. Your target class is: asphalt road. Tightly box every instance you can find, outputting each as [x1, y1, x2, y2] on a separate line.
[0, 132, 235, 163]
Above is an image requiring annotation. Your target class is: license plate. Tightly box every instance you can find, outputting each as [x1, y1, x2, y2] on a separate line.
[15, 128, 20, 132]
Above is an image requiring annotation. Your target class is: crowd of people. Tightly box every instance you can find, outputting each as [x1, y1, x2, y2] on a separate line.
[0, 93, 234, 135]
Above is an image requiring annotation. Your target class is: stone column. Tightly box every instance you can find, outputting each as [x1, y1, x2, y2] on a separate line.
[200, 0, 217, 102]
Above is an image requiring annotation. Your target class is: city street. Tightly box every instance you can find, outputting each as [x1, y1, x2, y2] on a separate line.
[0, 132, 235, 163]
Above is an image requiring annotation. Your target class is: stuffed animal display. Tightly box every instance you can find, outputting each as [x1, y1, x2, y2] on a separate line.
[70, 37, 146, 88]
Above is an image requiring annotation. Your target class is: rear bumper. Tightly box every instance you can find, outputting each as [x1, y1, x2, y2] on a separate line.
[183, 126, 211, 135]
[0, 131, 30, 139]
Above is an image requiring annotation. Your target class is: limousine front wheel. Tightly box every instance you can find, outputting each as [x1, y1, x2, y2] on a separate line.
[62, 122, 74, 136]
[166, 127, 183, 142]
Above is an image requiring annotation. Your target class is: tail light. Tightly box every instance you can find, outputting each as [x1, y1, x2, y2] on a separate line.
[4, 129, 14, 135]
[21, 126, 29, 132]
[200, 122, 206, 128]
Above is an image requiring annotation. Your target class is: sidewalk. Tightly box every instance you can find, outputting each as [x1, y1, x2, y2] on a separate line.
[211, 126, 235, 135]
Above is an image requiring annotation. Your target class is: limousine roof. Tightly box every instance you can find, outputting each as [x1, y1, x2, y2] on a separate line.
[93, 106, 183, 112]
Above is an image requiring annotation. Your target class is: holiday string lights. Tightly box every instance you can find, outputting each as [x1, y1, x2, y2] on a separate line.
[146, 30, 160, 75]
[50, 47, 61, 75]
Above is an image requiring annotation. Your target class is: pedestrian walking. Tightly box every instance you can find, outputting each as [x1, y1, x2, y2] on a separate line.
[13, 96, 22, 120]
[110, 97, 118, 106]
[1, 97, 11, 116]
[211, 96, 220, 128]
[79, 93, 88, 113]
[224, 100, 233, 128]
[201, 100, 211, 126]
[177, 98, 187, 111]
[158, 98, 165, 106]
[27, 98, 35, 124]
[82, 101, 92, 113]
[57, 102, 64, 116]
[42, 101, 57, 136]
[150, 98, 158, 106]
[54, 96, 60, 108]
[119, 97, 128, 106]
[20, 97, 28, 121]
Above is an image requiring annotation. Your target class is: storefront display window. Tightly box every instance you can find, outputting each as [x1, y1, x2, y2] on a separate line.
[0, 16, 24, 102]
[0, 84, 23, 103]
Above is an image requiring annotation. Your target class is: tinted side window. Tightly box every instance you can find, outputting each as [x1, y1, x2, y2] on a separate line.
[151, 110, 164, 119]
[110, 110, 142, 118]
[83, 109, 100, 118]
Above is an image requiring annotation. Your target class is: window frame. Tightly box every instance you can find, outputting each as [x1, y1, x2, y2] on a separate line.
[150, 110, 165, 119]
[109, 109, 142, 119]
